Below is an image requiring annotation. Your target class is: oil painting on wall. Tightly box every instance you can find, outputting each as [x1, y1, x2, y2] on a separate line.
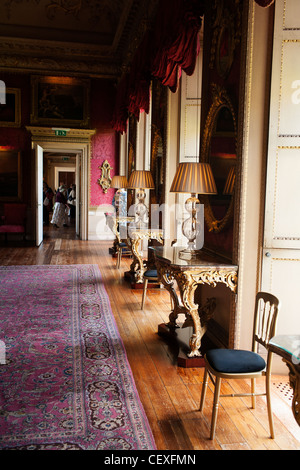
[30, 76, 90, 127]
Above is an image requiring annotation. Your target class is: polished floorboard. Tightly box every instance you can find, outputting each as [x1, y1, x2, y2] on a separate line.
[0, 224, 299, 451]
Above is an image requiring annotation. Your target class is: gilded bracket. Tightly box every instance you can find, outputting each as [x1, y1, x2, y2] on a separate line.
[98, 160, 113, 193]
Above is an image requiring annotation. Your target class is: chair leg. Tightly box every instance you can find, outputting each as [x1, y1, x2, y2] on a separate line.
[199, 366, 209, 411]
[251, 378, 256, 409]
[210, 377, 222, 440]
[117, 248, 121, 269]
[141, 279, 148, 309]
[266, 372, 275, 438]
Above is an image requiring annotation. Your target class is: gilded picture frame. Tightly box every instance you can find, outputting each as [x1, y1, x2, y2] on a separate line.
[0, 88, 21, 127]
[30, 75, 90, 127]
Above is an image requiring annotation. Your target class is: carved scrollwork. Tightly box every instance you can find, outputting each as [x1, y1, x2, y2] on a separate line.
[129, 230, 163, 283]
[154, 255, 238, 357]
[98, 160, 113, 193]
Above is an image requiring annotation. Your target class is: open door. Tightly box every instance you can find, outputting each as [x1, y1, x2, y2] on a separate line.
[75, 152, 81, 237]
[27, 127, 93, 242]
[35, 144, 43, 246]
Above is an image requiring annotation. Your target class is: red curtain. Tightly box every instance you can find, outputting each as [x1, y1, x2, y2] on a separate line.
[112, 0, 204, 133]
[112, 0, 275, 132]
[151, 0, 202, 92]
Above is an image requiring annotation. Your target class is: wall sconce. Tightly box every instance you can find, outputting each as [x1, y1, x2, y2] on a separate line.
[170, 162, 217, 258]
[98, 160, 113, 193]
[128, 170, 155, 227]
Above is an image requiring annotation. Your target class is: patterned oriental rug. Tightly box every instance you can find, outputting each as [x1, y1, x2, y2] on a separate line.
[0, 264, 156, 450]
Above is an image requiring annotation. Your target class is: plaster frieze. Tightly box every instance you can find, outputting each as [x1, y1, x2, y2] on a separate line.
[0, 51, 119, 79]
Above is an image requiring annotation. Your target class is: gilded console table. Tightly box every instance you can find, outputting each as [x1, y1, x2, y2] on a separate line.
[128, 228, 164, 283]
[152, 246, 238, 362]
[268, 335, 300, 426]
[105, 214, 134, 255]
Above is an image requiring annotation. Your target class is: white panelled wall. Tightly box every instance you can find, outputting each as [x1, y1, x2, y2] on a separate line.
[238, 0, 300, 373]
[261, 0, 300, 371]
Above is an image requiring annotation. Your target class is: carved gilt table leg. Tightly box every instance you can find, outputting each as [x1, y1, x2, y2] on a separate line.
[129, 231, 164, 284]
[156, 265, 186, 328]
[176, 272, 216, 358]
[157, 263, 237, 358]
[130, 237, 146, 283]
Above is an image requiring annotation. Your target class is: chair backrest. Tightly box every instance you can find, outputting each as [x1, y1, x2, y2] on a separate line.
[252, 292, 280, 352]
[4, 203, 27, 225]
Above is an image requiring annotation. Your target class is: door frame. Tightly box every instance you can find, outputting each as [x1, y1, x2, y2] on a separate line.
[35, 144, 43, 246]
[27, 127, 95, 241]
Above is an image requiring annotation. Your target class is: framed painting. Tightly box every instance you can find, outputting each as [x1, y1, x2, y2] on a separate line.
[0, 88, 21, 127]
[0, 150, 22, 201]
[30, 76, 90, 127]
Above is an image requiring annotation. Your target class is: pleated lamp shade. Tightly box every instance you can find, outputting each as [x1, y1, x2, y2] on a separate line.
[170, 162, 217, 194]
[223, 166, 236, 195]
[128, 170, 155, 189]
[111, 175, 128, 189]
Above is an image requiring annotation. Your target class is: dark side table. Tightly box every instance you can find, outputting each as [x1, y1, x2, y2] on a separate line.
[152, 246, 238, 367]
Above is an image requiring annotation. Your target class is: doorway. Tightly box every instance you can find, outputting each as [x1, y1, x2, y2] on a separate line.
[44, 153, 77, 238]
[36, 149, 80, 245]
[28, 126, 95, 246]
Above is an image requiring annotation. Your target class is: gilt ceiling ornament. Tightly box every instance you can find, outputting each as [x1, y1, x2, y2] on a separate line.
[3, 0, 122, 25]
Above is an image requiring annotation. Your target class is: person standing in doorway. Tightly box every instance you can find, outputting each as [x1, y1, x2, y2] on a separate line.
[51, 184, 69, 228]
[43, 181, 54, 226]
[68, 184, 76, 220]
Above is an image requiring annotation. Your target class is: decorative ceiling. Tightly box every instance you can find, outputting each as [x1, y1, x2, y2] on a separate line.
[0, 0, 159, 79]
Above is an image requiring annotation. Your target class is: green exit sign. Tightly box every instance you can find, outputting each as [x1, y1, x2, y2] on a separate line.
[55, 130, 67, 136]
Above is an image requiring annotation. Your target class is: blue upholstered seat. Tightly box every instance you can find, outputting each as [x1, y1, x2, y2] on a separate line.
[206, 349, 266, 374]
[144, 269, 157, 278]
[199, 292, 281, 440]
[141, 269, 158, 309]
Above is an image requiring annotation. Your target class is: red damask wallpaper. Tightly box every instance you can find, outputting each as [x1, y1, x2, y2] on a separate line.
[90, 80, 118, 207]
[0, 74, 118, 208]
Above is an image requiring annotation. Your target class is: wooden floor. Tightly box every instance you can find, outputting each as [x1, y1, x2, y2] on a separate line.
[1, 224, 299, 451]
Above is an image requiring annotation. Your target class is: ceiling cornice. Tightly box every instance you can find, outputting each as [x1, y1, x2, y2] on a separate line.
[0, 0, 159, 80]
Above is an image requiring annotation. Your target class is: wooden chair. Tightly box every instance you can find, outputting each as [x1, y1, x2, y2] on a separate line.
[141, 268, 158, 309]
[199, 291, 280, 440]
[105, 213, 131, 268]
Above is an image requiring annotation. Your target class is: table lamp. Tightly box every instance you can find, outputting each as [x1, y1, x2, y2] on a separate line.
[170, 162, 217, 258]
[128, 170, 155, 227]
[111, 175, 128, 216]
[111, 175, 128, 190]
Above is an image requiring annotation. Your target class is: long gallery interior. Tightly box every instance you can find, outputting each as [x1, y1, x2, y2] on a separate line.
[0, 0, 299, 451]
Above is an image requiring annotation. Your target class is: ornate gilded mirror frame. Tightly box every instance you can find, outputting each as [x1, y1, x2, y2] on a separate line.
[150, 79, 167, 208]
[150, 125, 164, 204]
[200, 84, 237, 233]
